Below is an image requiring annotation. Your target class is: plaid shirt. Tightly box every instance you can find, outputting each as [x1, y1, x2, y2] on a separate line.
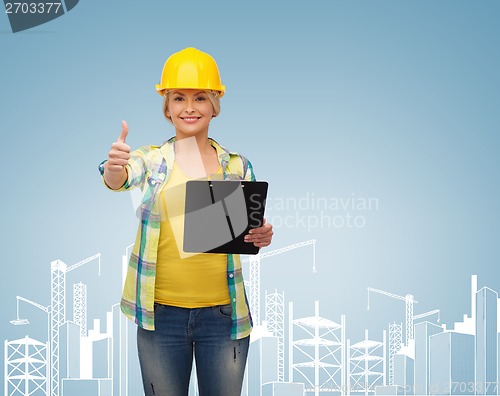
[99, 137, 255, 340]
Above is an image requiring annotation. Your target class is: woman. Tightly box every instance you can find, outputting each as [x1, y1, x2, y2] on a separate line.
[99, 47, 273, 395]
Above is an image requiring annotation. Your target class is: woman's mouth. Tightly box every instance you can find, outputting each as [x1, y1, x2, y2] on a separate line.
[181, 117, 200, 123]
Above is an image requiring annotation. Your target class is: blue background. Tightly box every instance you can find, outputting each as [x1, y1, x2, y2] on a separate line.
[1, 0, 499, 389]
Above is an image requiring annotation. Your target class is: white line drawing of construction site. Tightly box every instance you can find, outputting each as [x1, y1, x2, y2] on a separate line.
[4, 239, 499, 395]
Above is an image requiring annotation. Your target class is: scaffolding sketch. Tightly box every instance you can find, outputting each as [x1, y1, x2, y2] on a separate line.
[4, 336, 49, 396]
[348, 329, 386, 395]
[289, 300, 345, 396]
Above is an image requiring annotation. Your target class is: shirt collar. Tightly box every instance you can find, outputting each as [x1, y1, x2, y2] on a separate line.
[160, 136, 233, 177]
[161, 136, 231, 163]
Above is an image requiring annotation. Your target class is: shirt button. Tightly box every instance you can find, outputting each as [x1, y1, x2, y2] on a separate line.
[229, 274, 234, 278]
[233, 298, 236, 302]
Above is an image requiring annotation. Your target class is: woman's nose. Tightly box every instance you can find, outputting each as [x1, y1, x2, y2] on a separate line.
[185, 99, 195, 113]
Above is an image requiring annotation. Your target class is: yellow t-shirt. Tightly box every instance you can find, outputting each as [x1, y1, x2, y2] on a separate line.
[155, 160, 230, 307]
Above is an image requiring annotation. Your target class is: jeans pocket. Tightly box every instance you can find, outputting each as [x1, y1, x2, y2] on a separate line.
[218, 303, 233, 318]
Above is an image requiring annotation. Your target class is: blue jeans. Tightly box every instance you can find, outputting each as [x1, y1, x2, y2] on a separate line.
[137, 303, 250, 396]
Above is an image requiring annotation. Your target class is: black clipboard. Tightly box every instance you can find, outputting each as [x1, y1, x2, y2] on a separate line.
[183, 180, 268, 254]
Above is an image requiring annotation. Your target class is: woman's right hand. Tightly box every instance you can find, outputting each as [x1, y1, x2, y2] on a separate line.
[103, 121, 130, 189]
[106, 120, 131, 173]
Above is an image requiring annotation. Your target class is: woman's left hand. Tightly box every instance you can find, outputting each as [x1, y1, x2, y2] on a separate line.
[244, 218, 273, 248]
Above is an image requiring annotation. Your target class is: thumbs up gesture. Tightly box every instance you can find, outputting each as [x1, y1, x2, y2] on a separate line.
[103, 121, 130, 190]
[106, 120, 131, 173]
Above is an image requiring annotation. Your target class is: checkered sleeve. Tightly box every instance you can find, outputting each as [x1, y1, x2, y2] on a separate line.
[99, 146, 152, 192]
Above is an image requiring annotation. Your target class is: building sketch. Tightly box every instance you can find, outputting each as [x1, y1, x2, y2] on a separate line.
[393, 352, 414, 395]
[262, 381, 305, 395]
[247, 328, 280, 396]
[59, 322, 80, 380]
[476, 287, 498, 395]
[429, 332, 474, 395]
[4, 240, 500, 396]
[414, 321, 443, 395]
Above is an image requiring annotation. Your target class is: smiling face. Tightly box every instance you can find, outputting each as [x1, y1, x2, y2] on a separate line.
[165, 89, 217, 139]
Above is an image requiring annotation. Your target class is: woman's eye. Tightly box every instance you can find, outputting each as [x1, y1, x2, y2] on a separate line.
[173, 97, 184, 101]
[195, 96, 207, 101]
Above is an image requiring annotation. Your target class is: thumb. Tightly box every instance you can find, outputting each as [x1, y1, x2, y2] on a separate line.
[117, 120, 128, 143]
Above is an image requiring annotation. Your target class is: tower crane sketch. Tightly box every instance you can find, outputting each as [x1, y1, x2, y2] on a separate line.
[242, 239, 316, 325]
[11, 296, 50, 327]
[9, 253, 101, 396]
[73, 282, 88, 337]
[50, 253, 101, 396]
[414, 309, 440, 322]
[366, 287, 439, 348]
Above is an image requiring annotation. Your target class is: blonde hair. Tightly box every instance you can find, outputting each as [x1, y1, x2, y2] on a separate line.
[162, 90, 221, 124]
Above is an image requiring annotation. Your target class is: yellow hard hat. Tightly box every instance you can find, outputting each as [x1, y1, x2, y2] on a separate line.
[156, 47, 226, 97]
